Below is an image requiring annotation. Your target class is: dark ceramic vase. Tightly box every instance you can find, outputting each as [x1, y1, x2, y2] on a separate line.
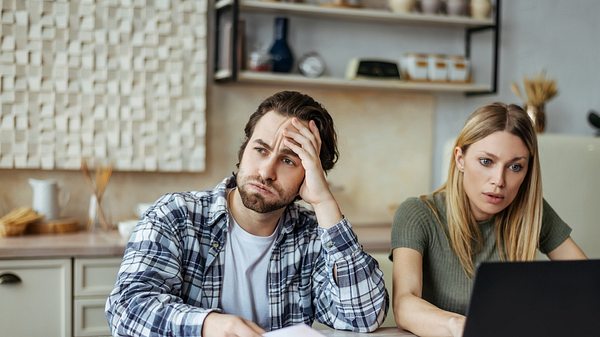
[269, 17, 294, 73]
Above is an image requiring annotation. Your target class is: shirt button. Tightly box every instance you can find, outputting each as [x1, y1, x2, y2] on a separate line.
[326, 242, 334, 248]
[211, 241, 220, 249]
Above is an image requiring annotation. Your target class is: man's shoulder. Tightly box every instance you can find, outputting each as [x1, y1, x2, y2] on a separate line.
[143, 180, 229, 229]
[153, 189, 220, 210]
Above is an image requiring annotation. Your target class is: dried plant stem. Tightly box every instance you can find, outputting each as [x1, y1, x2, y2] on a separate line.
[81, 159, 113, 231]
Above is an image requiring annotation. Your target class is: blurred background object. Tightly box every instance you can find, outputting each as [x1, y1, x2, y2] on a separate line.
[588, 110, 600, 136]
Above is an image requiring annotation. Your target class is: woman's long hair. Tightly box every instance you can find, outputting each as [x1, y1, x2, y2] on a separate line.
[432, 103, 543, 277]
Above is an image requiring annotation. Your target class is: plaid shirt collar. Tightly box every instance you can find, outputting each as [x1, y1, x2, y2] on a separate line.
[205, 175, 301, 239]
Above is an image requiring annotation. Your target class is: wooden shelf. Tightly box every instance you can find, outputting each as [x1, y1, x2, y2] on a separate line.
[216, 0, 494, 27]
[221, 71, 492, 93]
[214, 0, 500, 95]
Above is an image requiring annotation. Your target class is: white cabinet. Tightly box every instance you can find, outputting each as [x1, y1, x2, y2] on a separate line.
[73, 257, 122, 337]
[0, 259, 72, 337]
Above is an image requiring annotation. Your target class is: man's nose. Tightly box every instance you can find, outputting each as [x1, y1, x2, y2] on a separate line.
[258, 156, 277, 181]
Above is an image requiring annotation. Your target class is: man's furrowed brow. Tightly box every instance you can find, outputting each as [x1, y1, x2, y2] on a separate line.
[254, 139, 299, 158]
[254, 139, 272, 150]
[280, 147, 299, 158]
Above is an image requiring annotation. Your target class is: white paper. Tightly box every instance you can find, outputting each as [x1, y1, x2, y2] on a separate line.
[263, 324, 326, 337]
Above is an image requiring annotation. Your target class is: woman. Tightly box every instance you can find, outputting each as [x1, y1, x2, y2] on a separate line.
[391, 103, 586, 337]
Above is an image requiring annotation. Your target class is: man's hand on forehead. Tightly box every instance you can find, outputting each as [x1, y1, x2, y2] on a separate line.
[272, 117, 310, 153]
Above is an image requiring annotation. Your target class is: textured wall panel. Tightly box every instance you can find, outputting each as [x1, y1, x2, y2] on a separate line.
[0, 0, 207, 172]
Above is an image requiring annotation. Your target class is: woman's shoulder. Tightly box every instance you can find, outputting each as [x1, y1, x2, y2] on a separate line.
[395, 192, 446, 225]
[398, 192, 445, 212]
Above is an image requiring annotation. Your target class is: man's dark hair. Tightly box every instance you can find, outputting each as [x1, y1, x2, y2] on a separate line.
[237, 91, 339, 172]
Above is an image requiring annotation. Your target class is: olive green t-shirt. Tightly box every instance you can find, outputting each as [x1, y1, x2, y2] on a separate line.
[390, 192, 571, 314]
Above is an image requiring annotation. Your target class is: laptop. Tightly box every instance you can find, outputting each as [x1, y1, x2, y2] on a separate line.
[463, 259, 600, 337]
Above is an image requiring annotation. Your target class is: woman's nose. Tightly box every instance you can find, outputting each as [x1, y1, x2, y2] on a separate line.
[492, 167, 505, 187]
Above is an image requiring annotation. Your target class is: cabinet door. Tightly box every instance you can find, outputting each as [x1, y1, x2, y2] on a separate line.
[74, 257, 122, 337]
[73, 298, 113, 337]
[0, 259, 72, 337]
[74, 257, 122, 296]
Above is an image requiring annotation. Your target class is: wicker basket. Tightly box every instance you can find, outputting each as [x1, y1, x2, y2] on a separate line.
[0, 220, 30, 237]
[0, 207, 44, 237]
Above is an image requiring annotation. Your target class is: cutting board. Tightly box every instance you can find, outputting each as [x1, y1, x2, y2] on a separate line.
[26, 218, 80, 235]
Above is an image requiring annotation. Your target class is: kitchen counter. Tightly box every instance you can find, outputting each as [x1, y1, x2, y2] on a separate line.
[0, 223, 391, 259]
[0, 231, 127, 259]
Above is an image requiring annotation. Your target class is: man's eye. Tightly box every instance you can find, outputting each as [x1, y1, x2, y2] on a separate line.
[282, 158, 296, 166]
[479, 158, 492, 166]
[509, 163, 523, 172]
[255, 147, 267, 155]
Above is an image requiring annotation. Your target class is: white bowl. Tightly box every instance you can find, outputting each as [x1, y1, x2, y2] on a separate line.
[135, 203, 154, 218]
[118, 220, 138, 239]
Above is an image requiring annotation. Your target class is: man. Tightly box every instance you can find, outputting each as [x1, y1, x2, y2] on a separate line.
[105, 91, 388, 337]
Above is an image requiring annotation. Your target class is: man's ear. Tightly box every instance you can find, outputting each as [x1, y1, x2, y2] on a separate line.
[454, 147, 465, 172]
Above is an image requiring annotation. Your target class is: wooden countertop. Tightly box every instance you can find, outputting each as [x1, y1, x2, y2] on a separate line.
[0, 231, 128, 259]
[0, 223, 391, 259]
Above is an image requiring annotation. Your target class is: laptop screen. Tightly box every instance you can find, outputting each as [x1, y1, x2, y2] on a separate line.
[462, 260, 600, 337]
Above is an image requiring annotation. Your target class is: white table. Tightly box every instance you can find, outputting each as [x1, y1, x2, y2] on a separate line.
[318, 327, 416, 337]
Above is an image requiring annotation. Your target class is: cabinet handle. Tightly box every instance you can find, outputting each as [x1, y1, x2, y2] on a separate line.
[0, 272, 22, 285]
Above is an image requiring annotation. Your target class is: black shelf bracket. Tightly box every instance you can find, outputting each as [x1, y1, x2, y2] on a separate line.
[214, 0, 239, 82]
[465, 0, 501, 96]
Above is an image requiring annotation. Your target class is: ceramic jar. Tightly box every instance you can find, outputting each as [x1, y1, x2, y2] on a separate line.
[400, 53, 429, 81]
[526, 104, 546, 133]
[420, 0, 442, 14]
[470, 0, 492, 19]
[388, 0, 417, 13]
[447, 0, 467, 16]
[29, 179, 68, 220]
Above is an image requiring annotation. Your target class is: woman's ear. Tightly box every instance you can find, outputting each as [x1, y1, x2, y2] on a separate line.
[454, 147, 465, 172]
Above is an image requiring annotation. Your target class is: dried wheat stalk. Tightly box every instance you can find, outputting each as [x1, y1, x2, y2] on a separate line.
[512, 71, 558, 107]
[81, 159, 113, 231]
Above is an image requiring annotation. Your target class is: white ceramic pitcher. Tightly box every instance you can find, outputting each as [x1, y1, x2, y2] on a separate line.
[29, 178, 68, 220]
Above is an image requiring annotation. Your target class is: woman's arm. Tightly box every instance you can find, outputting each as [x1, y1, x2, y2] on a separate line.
[547, 237, 587, 260]
[393, 248, 465, 337]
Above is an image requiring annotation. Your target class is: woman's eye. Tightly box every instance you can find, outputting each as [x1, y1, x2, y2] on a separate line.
[509, 163, 523, 172]
[479, 158, 492, 166]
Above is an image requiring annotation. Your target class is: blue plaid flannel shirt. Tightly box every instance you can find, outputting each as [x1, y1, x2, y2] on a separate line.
[106, 176, 388, 336]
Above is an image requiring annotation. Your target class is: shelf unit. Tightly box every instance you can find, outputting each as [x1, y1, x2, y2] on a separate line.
[214, 0, 501, 95]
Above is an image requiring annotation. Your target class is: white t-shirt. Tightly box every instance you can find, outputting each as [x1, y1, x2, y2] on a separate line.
[220, 211, 279, 329]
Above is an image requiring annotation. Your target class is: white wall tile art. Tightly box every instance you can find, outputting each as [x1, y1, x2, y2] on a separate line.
[0, 0, 207, 172]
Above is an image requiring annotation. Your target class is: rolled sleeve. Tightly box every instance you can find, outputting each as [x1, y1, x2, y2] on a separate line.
[318, 218, 362, 261]
[314, 218, 389, 332]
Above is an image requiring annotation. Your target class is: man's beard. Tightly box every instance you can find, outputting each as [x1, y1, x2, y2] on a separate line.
[236, 175, 297, 213]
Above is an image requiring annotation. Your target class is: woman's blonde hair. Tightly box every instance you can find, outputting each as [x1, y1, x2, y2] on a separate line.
[432, 102, 542, 277]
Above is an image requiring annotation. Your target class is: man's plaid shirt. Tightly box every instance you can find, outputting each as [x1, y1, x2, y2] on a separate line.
[106, 176, 388, 336]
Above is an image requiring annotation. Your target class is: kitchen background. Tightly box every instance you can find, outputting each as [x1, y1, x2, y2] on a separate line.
[0, 0, 598, 233]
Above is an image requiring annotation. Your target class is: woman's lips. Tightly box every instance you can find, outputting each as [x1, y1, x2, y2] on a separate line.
[483, 192, 504, 205]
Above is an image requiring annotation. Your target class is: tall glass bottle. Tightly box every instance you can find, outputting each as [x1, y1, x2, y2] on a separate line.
[269, 17, 294, 73]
